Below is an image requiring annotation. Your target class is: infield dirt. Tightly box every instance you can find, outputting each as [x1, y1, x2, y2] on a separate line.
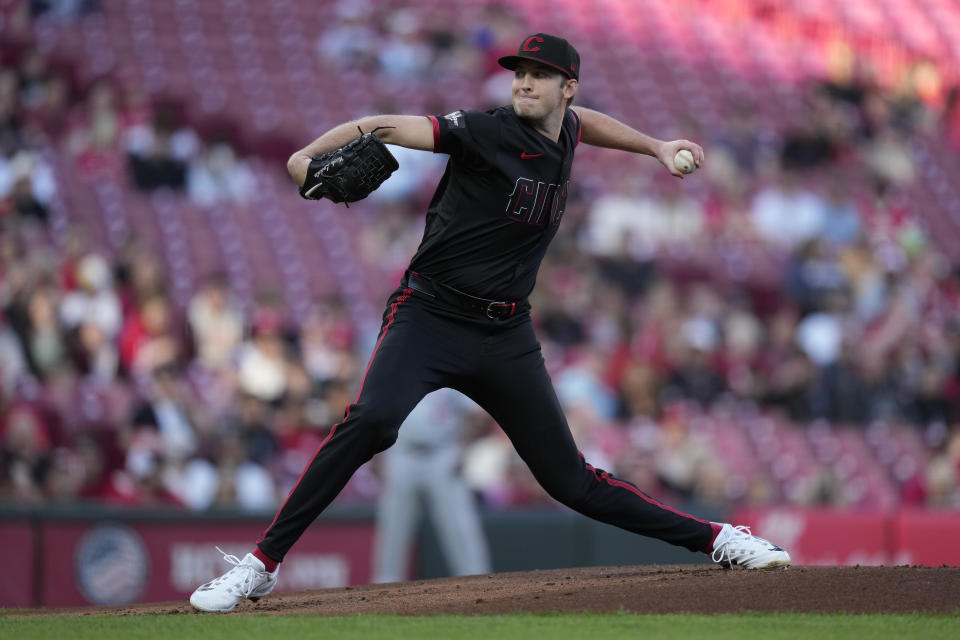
[12, 565, 960, 616]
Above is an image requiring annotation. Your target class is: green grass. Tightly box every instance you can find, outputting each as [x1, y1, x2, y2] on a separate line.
[1, 612, 958, 640]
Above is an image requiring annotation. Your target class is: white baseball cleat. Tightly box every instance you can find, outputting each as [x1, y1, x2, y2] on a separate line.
[710, 523, 791, 569]
[189, 547, 278, 612]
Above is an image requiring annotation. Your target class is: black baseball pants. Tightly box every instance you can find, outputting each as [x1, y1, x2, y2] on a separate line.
[256, 284, 715, 562]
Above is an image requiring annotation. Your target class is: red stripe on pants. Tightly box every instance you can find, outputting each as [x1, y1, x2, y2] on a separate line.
[255, 288, 413, 554]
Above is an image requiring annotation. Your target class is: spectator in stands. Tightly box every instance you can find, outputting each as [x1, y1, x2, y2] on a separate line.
[743, 471, 779, 506]
[819, 173, 861, 248]
[23, 66, 69, 138]
[720, 300, 764, 399]
[70, 320, 118, 383]
[298, 300, 356, 390]
[664, 338, 725, 409]
[554, 346, 618, 419]
[236, 308, 289, 404]
[208, 433, 277, 511]
[750, 168, 826, 249]
[272, 373, 326, 491]
[796, 289, 848, 371]
[187, 272, 244, 373]
[59, 252, 122, 340]
[816, 336, 872, 424]
[72, 432, 121, 503]
[615, 421, 671, 501]
[187, 140, 254, 207]
[839, 236, 887, 321]
[65, 78, 125, 174]
[658, 178, 706, 245]
[0, 402, 53, 503]
[863, 123, 916, 186]
[29, 0, 98, 20]
[616, 359, 662, 419]
[757, 310, 817, 421]
[461, 418, 514, 506]
[784, 238, 847, 315]
[583, 171, 657, 257]
[422, 13, 478, 81]
[162, 431, 277, 511]
[378, 9, 432, 81]
[13, 283, 69, 381]
[358, 201, 425, 278]
[221, 391, 279, 468]
[0, 66, 23, 152]
[472, 2, 523, 78]
[316, 0, 379, 72]
[44, 445, 86, 502]
[16, 48, 52, 112]
[118, 293, 181, 376]
[126, 108, 194, 192]
[4, 172, 48, 223]
[305, 377, 352, 433]
[130, 363, 203, 462]
[116, 250, 167, 317]
[125, 365, 214, 510]
[710, 102, 774, 177]
[791, 465, 844, 507]
[919, 451, 958, 508]
[780, 92, 844, 172]
[0, 312, 28, 398]
[691, 458, 736, 508]
[0, 146, 56, 222]
[655, 408, 709, 500]
[942, 85, 960, 151]
[908, 360, 953, 427]
[119, 423, 184, 507]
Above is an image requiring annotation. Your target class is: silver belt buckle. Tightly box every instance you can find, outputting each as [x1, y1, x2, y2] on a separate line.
[486, 301, 508, 319]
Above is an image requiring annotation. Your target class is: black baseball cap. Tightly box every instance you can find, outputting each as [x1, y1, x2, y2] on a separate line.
[498, 33, 580, 81]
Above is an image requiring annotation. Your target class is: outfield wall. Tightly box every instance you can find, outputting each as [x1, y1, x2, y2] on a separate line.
[732, 508, 960, 567]
[1, 505, 957, 607]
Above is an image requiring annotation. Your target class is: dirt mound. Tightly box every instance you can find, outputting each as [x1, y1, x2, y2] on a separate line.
[16, 565, 960, 616]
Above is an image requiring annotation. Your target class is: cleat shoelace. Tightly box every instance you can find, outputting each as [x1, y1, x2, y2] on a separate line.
[214, 546, 262, 598]
[711, 525, 753, 565]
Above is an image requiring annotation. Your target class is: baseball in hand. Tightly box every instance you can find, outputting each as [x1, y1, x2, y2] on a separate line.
[674, 149, 696, 174]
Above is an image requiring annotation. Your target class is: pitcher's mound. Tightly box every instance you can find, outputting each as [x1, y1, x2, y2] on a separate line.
[18, 565, 960, 616]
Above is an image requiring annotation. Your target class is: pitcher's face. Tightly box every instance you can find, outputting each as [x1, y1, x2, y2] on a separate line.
[511, 61, 575, 121]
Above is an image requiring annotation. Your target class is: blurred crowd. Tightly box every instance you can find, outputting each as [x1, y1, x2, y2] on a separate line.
[1, 2, 959, 513]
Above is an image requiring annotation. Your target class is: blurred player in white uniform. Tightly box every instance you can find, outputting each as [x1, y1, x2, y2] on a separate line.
[373, 388, 490, 583]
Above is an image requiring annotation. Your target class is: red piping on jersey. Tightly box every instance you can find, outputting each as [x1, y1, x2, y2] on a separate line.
[257, 288, 414, 549]
[580, 453, 710, 525]
[427, 115, 441, 153]
[568, 109, 581, 147]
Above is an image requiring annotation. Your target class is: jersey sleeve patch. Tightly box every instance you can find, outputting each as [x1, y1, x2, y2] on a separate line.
[431, 109, 499, 165]
[443, 110, 466, 129]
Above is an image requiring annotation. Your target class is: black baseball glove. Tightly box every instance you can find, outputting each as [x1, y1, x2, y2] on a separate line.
[299, 126, 399, 205]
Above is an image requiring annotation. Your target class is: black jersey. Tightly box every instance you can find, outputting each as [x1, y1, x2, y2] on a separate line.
[408, 106, 581, 301]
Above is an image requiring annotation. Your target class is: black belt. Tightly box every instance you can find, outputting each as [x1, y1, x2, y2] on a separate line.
[404, 271, 521, 320]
